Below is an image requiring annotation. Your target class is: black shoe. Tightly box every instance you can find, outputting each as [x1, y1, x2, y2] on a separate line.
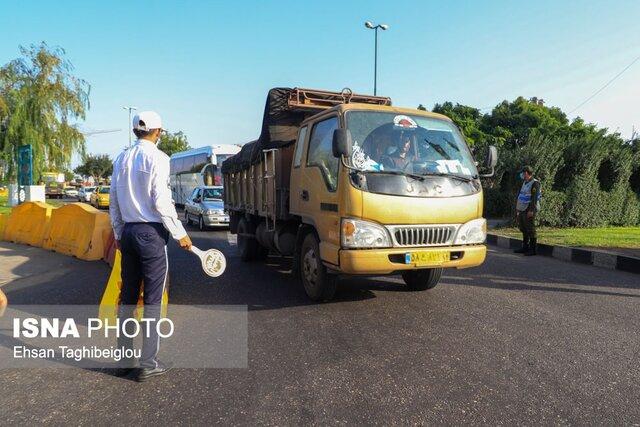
[112, 367, 136, 378]
[514, 237, 529, 253]
[135, 361, 172, 382]
[524, 239, 537, 256]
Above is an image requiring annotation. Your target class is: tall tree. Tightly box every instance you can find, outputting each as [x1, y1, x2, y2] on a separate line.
[0, 43, 90, 182]
[74, 154, 112, 181]
[157, 131, 190, 156]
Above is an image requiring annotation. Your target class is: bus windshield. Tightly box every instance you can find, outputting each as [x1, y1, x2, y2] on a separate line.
[345, 111, 477, 178]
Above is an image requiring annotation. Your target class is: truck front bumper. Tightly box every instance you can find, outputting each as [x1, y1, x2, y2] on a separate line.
[337, 245, 486, 275]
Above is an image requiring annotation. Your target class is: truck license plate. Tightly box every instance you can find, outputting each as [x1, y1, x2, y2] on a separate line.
[405, 250, 449, 266]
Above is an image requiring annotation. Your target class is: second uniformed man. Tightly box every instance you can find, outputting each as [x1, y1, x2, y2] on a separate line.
[514, 165, 540, 256]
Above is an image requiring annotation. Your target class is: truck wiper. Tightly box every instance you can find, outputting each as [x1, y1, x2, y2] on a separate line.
[420, 172, 476, 183]
[365, 169, 425, 181]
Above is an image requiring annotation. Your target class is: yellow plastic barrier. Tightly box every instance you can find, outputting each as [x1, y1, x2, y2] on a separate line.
[43, 202, 111, 261]
[3, 202, 54, 247]
[0, 213, 8, 240]
[99, 250, 169, 322]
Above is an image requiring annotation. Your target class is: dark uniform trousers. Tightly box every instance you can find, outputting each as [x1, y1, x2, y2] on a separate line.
[118, 222, 169, 368]
[517, 211, 537, 241]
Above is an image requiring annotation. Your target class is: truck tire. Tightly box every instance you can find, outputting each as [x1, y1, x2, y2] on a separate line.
[238, 217, 259, 261]
[299, 233, 337, 302]
[401, 268, 442, 291]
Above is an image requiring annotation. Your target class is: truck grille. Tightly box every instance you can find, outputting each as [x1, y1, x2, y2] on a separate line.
[389, 225, 458, 247]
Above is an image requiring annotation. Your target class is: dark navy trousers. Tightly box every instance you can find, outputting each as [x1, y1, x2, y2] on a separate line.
[118, 222, 169, 368]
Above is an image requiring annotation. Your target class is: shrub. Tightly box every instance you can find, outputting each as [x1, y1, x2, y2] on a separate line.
[536, 190, 567, 227]
[483, 187, 513, 219]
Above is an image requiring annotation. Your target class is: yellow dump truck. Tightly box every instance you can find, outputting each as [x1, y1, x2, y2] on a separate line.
[222, 88, 497, 301]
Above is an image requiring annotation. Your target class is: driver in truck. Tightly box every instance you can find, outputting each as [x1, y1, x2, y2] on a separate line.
[381, 135, 414, 170]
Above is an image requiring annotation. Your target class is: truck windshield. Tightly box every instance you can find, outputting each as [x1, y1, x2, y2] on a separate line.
[345, 111, 477, 178]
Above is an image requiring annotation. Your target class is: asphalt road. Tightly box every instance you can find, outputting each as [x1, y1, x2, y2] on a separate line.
[1, 222, 639, 425]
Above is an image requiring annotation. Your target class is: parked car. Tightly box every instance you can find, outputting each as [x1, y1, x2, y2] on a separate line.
[63, 187, 79, 198]
[184, 186, 229, 230]
[78, 186, 96, 202]
[90, 186, 110, 209]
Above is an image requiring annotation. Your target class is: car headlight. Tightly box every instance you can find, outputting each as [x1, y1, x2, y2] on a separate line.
[206, 209, 222, 215]
[453, 218, 486, 245]
[341, 218, 392, 248]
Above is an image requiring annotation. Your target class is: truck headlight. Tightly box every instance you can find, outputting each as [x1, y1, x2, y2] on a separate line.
[341, 218, 391, 248]
[453, 218, 486, 245]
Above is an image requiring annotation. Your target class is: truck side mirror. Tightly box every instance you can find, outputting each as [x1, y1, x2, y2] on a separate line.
[332, 129, 352, 158]
[485, 145, 498, 169]
[480, 145, 498, 177]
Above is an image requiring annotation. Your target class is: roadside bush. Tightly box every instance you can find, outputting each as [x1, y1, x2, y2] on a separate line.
[436, 97, 640, 227]
[566, 176, 609, 227]
[615, 190, 640, 226]
[483, 187, 513, 218]
[536, 190, 567, 227]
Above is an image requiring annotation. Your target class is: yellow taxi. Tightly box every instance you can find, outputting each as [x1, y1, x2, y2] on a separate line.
[90, 186, 110, 209]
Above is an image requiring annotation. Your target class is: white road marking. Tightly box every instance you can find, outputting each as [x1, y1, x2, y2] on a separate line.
[227, 233, 237, 246]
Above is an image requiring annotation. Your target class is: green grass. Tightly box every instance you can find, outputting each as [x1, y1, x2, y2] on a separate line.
[0, 194, 10, 215]
[0, 194, 66, 215]
[492, 226, 640, 248]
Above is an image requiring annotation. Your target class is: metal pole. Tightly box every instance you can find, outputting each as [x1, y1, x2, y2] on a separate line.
[374, 27, 378, 96]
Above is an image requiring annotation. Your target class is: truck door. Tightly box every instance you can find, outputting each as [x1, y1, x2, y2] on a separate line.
[289, 125, 308, 214]
[297, 115, 341, 265]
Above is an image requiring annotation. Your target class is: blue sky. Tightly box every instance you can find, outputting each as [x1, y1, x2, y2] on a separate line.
[1, 0, 639, 163]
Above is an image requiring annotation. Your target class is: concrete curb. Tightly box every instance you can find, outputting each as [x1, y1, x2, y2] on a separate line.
[486, 234, 640, 275]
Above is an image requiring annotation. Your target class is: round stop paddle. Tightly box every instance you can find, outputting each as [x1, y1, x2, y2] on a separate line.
[190, 246, 226, 278]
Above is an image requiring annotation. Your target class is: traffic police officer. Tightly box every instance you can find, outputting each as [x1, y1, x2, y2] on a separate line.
[110, 111, 192, 381]
[514, 165, 540, 256]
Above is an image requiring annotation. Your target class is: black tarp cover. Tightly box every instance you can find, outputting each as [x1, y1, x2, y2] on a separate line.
[222, 88, 307, 174]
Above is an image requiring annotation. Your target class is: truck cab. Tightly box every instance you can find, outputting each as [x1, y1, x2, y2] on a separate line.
[223, 88, 496, 301]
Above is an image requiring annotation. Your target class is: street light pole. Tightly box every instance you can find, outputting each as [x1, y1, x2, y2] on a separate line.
[365, 21, 389, 96]
[122, 106, 137, 148]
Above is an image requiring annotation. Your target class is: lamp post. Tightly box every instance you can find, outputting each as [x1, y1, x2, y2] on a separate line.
[364, 21, 389, 96]
[122, 106, 137, 148]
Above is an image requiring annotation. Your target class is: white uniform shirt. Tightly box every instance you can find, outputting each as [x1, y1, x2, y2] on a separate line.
[110, 139, 187, 241]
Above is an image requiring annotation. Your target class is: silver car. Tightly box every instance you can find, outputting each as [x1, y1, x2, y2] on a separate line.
[184, 186, 229, 230]
[78, 186, 96, 202]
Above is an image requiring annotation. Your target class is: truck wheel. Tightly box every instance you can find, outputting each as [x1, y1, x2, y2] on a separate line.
[401, 268, 442, 291]
[299, 233, 337, 302]
[237, 218, 259, 261]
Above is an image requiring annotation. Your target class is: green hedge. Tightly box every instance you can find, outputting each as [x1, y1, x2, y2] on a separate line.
[482, 131, 640, 227]
[483, 187, 513, 219]
[537, 190, 567, 227]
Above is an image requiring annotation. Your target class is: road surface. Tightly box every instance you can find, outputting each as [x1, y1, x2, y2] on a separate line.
[1, 224, 639, 424]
